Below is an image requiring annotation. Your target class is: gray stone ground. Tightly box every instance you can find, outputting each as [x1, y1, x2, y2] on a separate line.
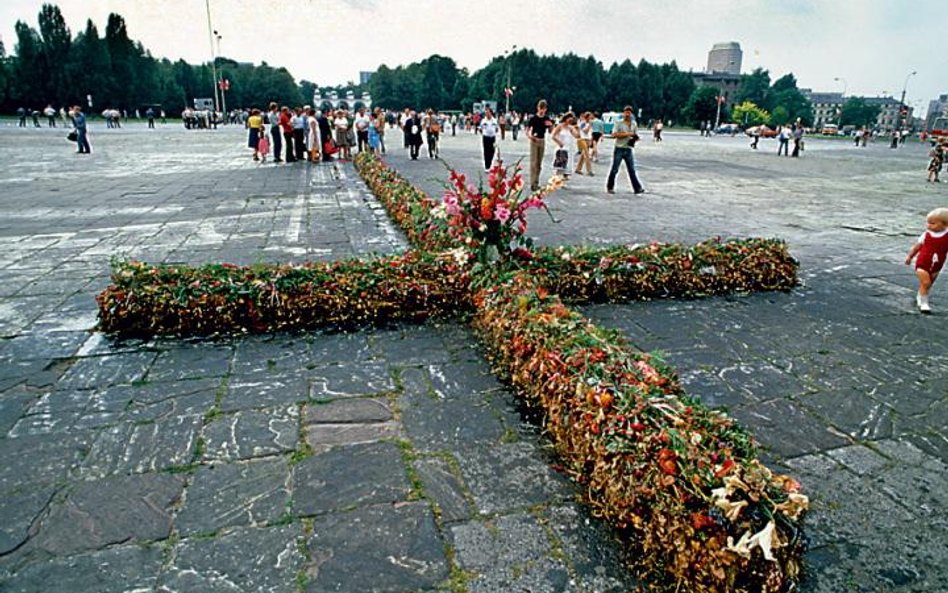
[0, 121, 944, 593]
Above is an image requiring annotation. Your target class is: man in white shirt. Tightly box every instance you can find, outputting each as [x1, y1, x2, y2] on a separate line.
[354, 108, 371, 153]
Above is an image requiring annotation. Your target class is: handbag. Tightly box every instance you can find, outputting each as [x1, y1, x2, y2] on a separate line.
[323, 139, 337, 155]
[552, 149, 568, 169]
[66, 130, 78, 142]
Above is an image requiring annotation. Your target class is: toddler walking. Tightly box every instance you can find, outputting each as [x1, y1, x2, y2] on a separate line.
[905, 207, 948, 313]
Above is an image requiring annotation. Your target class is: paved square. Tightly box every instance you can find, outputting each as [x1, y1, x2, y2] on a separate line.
[0, 121, 945, 592]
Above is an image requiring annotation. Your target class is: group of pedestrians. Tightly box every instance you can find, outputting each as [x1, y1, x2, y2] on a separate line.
[246, 103, 390, 164]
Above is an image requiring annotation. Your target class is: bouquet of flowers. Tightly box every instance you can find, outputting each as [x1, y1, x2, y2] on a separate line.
[431, 162, 562, 264]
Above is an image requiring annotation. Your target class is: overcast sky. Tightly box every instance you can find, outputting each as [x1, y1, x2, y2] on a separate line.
[0, 0, 941, 115]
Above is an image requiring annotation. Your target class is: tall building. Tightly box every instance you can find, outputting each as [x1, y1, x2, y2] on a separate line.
[865, 96, 908, 130]
[706, 42, 742, 75]
[926, 94, 948, 130]
[804, 91, 844, 128]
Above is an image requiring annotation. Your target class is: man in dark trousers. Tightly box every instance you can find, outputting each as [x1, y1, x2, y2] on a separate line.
[404, 110, 424, 160]
[317, 110, 333, 161]
[267, 102, 283, 163]
[526, 99, 554, 191]
[606, 105, 645, 195]
[279, 106, 296, 162]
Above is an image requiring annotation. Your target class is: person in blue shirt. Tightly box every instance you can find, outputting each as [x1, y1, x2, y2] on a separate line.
[73, 105, 91, 154]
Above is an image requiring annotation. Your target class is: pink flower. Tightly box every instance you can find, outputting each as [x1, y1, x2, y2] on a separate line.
[494, 205, 511, 223]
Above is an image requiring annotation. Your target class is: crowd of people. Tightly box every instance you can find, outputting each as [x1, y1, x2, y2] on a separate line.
[241, 99, 648, 196]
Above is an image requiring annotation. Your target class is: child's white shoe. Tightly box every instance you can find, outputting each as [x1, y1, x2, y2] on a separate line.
[919, 295, 932, 314]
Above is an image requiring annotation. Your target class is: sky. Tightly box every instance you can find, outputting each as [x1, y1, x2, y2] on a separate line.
[0, 0, 942, 116]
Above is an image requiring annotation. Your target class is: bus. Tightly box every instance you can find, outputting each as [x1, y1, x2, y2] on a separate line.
[930, 116, 948, 141]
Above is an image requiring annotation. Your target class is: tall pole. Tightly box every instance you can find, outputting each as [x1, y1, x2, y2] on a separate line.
[833, 77, 847, 125]
[215, 31, 227, 116]
[898, 70, 916, 131]
[504, 44, 516, 114]
[205, 0, 220, 114]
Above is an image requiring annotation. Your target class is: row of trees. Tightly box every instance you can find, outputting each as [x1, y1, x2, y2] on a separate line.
[0, 5, 304, 113]
[1, 4, 815, 128]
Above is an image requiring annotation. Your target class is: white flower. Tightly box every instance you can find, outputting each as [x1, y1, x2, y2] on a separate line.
[726, 521, 780, 562]
[561, 252, 572, 261]
[448, 247, 469, 266]
[431, 203, 448, 220]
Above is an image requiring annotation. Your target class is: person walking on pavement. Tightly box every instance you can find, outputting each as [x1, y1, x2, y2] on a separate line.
[605, 105, 645, 195]
[479, 108, 500, 170]
[72, 105, 91, 154]
[526, 99, 554, 191]
[906, 207, 948, 313]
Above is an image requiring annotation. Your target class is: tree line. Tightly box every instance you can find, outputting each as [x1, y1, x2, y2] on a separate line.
[0, 3, 815, 128]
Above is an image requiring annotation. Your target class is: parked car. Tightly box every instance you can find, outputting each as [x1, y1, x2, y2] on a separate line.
[715, 123, 741, 135]
[745, 125, 777, 138]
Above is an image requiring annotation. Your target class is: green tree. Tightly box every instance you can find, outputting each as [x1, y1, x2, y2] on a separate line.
[105, 13, 136, 108]
[768, 73, 813, 125]
[11, 21, 44, 107]
[732, 101, 770, 126]
[661, 62, 696, 124]
[770, 105, 790, 126]
[733, 68, 771, 109]
[37, 4, 71, 106]
[839, 97, 881, 128]
[606, 59, 638, 111]
[66, 19, 111, 109]
[682, 85, 720, 127]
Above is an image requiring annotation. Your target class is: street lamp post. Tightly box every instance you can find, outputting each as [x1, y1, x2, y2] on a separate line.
[504, 45, 517, 114]
[204, 0, 220, 115]
[833, 76, 847, 126]
[898, 70, 917, 131]
[214, 30, 227, 117]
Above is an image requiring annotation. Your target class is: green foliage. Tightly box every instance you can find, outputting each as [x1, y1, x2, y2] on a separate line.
[770, 105, 790, 126]
[839, 97, 881, 127]
[733, 68, 771, 107]
[732, 101, 770, 126]
[682, 86, 720, 127]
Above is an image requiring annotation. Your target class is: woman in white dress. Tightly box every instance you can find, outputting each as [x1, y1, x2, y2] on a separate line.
[306, 108, 321, 162]
[551, 112, 580, 179]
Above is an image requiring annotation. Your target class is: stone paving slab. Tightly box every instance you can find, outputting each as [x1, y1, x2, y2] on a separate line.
[1, 125, 946, 592]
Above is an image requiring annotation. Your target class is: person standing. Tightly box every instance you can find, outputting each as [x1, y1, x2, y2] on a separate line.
[605, 105, 645, 195]
[590, 112, 604, 161]
[791, 123, 804, 157]
[333, 110, 352, 160]
[479, 108, 500, 170]
[146, 107, 155, 129]
[247, 108, 264, 161]
[17, 107, 27, 127]
[373, 107, 387, 154]
[510, 111, 521, 141]
[425, 109, 441, 159]
[526, 99, 554, 191]
[279, 106, 296, 163]
[317, 110, 333, 161]
[267, 102, 283, 163]
[404, 110, 424, 160]
[751, 126, 762, 149]
[292, 108, 307, 161]
[354, 107, 371, 153]
[73, 105, 91, 154]
[552, 112, 580, 179]
[44, 104, 57, 127]
[653, 118, 663, 142]
[777, 125, 791, 156]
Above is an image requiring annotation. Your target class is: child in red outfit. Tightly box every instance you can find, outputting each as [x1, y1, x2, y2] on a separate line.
[906, 207, 948, 313]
